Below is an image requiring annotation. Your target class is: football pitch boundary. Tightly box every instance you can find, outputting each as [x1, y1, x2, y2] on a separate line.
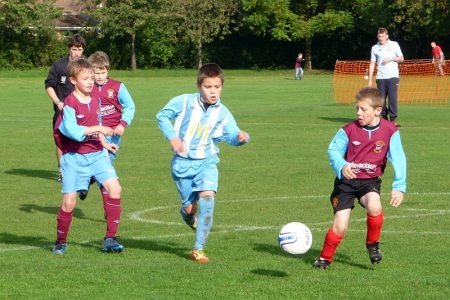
[1, 192, 449, 253]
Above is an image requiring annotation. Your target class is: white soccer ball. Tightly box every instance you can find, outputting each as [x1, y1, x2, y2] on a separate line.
[278, 222, 313, 255]
[364, 75, 369, 80]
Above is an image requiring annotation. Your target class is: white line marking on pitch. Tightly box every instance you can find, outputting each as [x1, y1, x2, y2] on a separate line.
[1, 193, 449, 253]
[128, 204, 450, 234]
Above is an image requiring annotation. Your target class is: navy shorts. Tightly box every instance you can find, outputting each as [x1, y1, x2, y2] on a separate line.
[329, 177, 381, 213]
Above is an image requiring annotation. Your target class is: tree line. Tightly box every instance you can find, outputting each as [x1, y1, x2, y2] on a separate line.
[1, 0, 449, 70]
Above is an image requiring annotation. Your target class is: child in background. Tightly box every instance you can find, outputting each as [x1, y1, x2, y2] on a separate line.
[314, 87, 406, 269]
[78, 51, 136, 201]
[294, 52, 304, 80]
[156, 63, 250, 263]
[52, 58, 124, 255]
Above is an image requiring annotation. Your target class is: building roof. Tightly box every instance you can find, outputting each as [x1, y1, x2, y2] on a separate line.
[53, 0, 94, 31]
[54, 0, 85, 15]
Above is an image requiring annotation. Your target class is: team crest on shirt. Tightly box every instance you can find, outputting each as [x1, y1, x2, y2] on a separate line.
[374, 141, 385, 153]
[107, 89, 115, 98]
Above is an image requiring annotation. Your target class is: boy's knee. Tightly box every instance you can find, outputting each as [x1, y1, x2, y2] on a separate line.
[368, 207, 383, 216]
[332, 224, 347, 236]
[106, 183, 122, 197]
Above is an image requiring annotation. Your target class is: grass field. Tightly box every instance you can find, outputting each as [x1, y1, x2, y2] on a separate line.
[0, 69, 449, 299]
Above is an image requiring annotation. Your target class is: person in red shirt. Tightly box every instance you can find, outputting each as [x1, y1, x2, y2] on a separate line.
[431, 41, 445, 76]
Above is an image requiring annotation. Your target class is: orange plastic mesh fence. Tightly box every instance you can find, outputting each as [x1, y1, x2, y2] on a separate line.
[333, 59, 450, 104]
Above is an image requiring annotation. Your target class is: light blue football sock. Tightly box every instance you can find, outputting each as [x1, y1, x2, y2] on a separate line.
[194, 195, 215, 250]
[180, 206, 195, 226]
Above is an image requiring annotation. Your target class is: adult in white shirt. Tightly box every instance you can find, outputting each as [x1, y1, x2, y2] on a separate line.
[368, 27, 404, 126]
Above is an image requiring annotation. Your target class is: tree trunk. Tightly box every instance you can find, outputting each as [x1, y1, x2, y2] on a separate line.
[131, 32, 137, 71]
[197, 41, 203, 69]
[305, 37, 312, 70]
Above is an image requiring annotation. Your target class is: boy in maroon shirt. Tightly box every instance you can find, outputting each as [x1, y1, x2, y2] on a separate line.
[314, 87, 407, 269]
[52, 58, 125, 255]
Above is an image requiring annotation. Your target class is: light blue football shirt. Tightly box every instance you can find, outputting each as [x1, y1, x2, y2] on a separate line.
[156, 93, 245, 159]
[370, 40, 403, 80]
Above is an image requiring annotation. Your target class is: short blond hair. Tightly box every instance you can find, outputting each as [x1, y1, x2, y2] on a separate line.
[355, 87, 384, 108]
[68, 58, 92, 78]
[88, 51, 110, 69]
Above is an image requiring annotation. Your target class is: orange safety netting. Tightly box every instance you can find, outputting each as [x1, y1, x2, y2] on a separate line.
[333, 59, 450, 104]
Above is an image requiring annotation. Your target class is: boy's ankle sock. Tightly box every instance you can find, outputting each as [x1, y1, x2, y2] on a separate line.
[194, 196, 215, 250]
[104, 197, 121, 238]
[319, 228, 343, 263]
[366, 211, 384, 245]
[56, 208, 73, 242]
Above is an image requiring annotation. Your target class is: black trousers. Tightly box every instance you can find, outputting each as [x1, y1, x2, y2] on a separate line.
[376, 77, 400, 120]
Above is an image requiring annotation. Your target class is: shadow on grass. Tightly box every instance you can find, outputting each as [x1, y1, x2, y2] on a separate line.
[319, 117, 354, 124]
[119, 238, 189, 260]
[0, 233, 103, 253]
[19, 204, 103, 223]
[251, 268, 289, 277]
[4, 168, 58, 181]
[333, 257, 372, 270]
[253, 242, 319, 263]
[253, 242, 369, 270]
[0, 232, 51, 250]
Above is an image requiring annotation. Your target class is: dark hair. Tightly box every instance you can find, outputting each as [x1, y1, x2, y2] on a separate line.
[197, 63, 224, 85]
[68, 58, 91, 78]
[67, 34, 86, 49]
[355, 87, 383, 108]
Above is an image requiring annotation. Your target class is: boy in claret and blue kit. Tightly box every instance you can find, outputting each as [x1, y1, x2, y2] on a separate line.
[52, 58, 125, 255]
[156, 63, 250, 263]
[314, 87, 407, 269]
[78, 51, 135, 202]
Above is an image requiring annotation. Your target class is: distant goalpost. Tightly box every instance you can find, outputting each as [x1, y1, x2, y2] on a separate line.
[333, 59, 450, 104]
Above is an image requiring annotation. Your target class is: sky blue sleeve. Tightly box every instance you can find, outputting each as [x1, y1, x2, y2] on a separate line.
[387, 131, 407, 192]
[221, 111, 246, 146]
[118, 83, 136, 126]
[58, 106, 87, 142]
[328, 128, 349, 179]
[156, 96, 183, 141]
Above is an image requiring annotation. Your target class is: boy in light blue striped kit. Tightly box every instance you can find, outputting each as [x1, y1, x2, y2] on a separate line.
[156, 63, 250, 263]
